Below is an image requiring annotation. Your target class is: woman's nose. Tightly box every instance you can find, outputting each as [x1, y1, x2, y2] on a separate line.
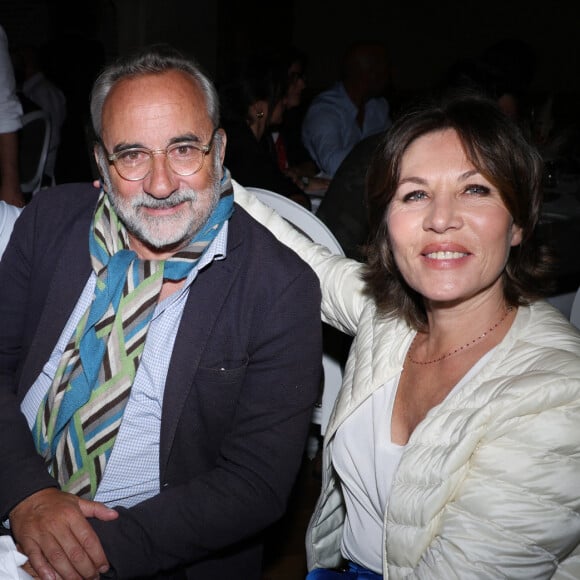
[423, 196, 462, 232]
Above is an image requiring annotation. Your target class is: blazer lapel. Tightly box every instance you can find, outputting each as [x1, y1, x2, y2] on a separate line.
[159, 211, 244, 475]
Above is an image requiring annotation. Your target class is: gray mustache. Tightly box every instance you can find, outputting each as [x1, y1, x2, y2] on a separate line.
[135, 191, 197, 210]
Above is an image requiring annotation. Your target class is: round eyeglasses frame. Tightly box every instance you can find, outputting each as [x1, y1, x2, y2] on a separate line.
[103, 128, 218, 181]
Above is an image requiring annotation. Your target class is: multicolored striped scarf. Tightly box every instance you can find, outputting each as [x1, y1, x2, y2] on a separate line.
[34, 173, 234, 498]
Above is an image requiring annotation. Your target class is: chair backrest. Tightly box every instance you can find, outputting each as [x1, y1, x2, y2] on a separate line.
[570, 287, 580, 329]
[19, 110, 51, 195]
[546, 291, 576, 320]
[247, 187, 344, 256]
[246, 187, 346, 436]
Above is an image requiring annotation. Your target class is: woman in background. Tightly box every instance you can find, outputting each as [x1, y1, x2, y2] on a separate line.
[265, 46, 329, 195]
[218, 53, 311, 208]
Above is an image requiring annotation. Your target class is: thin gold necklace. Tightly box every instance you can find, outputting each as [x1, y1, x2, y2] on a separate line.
[407, 306, 514, 365]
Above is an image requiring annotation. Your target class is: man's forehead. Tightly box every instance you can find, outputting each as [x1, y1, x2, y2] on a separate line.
[105, 70, 204, 108]
[101, 71, 212, 141]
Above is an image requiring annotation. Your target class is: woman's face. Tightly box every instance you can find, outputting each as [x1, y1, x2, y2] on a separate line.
[386, 129, 522, 309]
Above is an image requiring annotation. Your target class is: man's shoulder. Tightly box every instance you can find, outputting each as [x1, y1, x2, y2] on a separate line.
[31, 182, 98, 207]
[231, 203, 295, 253]
[367, 96, 391, 119]
[227, 205, 321, 312]
[306, 83, 347, 114]
[22, 182, 98, 229]
[230, 203, 318, 277]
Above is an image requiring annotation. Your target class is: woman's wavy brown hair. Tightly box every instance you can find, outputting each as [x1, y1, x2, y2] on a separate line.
[363, 89, 554, 331]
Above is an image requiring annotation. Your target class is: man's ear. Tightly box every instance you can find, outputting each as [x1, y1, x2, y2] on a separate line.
[217, 128, 227, 166]
[92, 144, 107, 192]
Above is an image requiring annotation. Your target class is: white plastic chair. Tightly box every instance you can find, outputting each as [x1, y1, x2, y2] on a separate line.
[570, 287, 580, 330]
[547, 289, 580, 330]
[19, 110, 51, 195]
[246, 187, 346, 439]
[547, 291, 576, 320]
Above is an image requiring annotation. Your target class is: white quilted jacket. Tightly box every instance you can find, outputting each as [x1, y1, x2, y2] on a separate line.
[235, 183, 580, 579]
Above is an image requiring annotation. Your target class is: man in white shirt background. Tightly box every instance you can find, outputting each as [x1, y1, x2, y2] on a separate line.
[301, 41, 392, 179]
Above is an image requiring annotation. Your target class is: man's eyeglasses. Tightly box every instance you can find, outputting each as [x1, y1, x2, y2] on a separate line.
[104, 128, 218, 181]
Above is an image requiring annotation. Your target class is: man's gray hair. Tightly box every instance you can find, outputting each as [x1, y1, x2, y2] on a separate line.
[90, 44, 220, 139]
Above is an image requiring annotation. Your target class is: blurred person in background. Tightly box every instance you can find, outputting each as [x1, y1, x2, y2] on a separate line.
[264, 46, 329, 195]
[219, 52, 312, 208]
[11, 43, 67, 186]
[301, 41, 392, 179]
[0, 199, 22, 258]
[0, 24, 24, 207]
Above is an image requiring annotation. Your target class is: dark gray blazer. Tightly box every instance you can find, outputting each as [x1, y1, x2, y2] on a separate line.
[0, 183, 322, 579]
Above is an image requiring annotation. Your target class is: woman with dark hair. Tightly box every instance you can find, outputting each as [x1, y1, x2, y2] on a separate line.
[218, 54, 311, 208]
[235, 90, 580, 578]
[263, 46, 329, 195]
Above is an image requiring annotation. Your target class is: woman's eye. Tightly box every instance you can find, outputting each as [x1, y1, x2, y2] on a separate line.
[465, 184, 491, 195]
[402, 190, 427, 202]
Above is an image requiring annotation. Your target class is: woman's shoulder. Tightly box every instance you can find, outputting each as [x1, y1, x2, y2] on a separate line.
[472, 302, 580, 420]
[513, 301, 580, 367]
[412, 302, 580, 439]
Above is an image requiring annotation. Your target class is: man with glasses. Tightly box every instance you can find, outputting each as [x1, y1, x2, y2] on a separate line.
[0, 45, 322, 579]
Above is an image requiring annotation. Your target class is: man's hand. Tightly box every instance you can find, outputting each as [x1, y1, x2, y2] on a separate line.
[10, 488, 118, 580]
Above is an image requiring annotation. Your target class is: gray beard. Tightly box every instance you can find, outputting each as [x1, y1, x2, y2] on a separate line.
[100, 158, 222, 251]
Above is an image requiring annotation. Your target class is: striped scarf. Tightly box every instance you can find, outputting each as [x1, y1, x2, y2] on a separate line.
[34, 174, 234, 498]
